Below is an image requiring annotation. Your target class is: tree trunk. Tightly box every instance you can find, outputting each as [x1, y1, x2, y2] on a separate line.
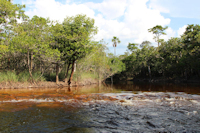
[8, 58, 10, 70]
[184, 69, 187, 80]
[68, 60, 75, 86]
[198, 70, 200, 77]
[40, 60, 43, 73]
[162, 71, 165, 78]
[30, 52, 33, 71]
[56, 63, 59, 84]
[111, 76, 113, 86]
[148, 65, 151, 81]
[64, 63, 71, 83]
[27, 51, 34, 83]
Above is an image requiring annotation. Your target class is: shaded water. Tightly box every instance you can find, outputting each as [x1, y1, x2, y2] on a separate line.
[0, 82, 200, 132]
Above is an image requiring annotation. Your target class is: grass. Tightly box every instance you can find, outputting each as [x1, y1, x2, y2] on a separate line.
[44, 71, 98, 82]
[0, 71, 46, 83]
[0, 70, 99, 84]
[0, 71, 18, 82]
[77, 72, 98, 80]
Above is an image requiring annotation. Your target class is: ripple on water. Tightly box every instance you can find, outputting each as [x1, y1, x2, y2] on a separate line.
[0, 91, 200, 132]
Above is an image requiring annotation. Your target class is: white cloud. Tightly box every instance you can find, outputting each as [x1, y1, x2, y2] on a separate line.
[177, 25, 187, 37]
[23, 0, 174, 53]
[22, 0, 34, 5]
[160, 27, 176, 41]
[122, 0, 170, 45]
[149, 0, 200, 19]
[86, 0, 127, 19]
[66, 0, 71, 4]
[148, 0, 170, 13]
[25, 0, 95, 23]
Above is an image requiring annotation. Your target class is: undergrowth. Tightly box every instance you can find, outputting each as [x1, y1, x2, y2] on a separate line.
[0, 71, 46, 83]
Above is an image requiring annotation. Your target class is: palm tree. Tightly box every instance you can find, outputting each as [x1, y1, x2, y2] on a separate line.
[112, 36, 120, 55]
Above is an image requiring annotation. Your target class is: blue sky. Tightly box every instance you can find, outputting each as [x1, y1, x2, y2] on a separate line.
[13, 0, 200, 55]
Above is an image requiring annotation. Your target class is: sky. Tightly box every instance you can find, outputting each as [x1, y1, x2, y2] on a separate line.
[13, 0, 200, 55]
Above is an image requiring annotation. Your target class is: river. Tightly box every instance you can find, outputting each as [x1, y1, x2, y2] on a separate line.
[0, 82, 200, 132]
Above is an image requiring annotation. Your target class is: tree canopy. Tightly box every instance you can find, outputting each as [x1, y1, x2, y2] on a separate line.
[148, 25, 168, 47]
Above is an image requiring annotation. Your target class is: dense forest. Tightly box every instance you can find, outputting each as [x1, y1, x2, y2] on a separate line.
[120, 25, 200, 82]
[0, 0, 200, 85]
[0, 0, 124, 85]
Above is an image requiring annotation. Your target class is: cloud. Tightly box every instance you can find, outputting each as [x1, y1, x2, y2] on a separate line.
[148, 0, 200, 19]
[177, 25, 187, 37]
[25, 0, 95, 23]
[23, 0, 174, 53]
[122, 0, 170, 44]
[86, 0, 127, 19]
[161, 27, 176, 41]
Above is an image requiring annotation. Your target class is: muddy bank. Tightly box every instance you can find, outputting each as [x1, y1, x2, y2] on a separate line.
[0, 78, 99, 89]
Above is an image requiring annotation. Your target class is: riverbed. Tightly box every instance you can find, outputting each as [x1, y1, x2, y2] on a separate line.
[0, 82, 200, 132]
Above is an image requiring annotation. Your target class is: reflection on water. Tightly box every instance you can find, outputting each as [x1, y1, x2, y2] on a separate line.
[112, 81, 200, 94]
[0, 82, 200, 132]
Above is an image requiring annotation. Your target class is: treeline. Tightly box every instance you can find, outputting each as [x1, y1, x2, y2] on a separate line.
[0, 0, 124, 85]
[1, 0, 199, 85]
[120, 24, 200, 82]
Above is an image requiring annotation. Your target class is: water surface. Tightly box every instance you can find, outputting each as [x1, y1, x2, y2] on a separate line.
[0, 82, 200, 132]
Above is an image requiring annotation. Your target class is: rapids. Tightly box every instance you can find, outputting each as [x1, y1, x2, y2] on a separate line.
[0, 83, 200, 132]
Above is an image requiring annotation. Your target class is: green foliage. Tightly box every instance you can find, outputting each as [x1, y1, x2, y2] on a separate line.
[112, 36, 120, 47]
[0, 71, 18, 82]
[77, 40, 125, 81]
[148, 25, 168, 47]
[127, 43, 138, 52]
[0, 44, 8, 57]
[1, 0, 199, 84]
[112, 36, 120, 55]
[182, 24, 200, 50]
[51, 14, 97, 62]
[0, 0, 26, 25]
[11, 15, 55, 54]
[0, 0, 27, 45]
[78, 72, 98, 80]
[0, 71, 45, 82]
[122, 24, 200, 80]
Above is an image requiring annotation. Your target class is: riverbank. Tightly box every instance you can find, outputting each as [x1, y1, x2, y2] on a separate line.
[0, 78, 99, 89]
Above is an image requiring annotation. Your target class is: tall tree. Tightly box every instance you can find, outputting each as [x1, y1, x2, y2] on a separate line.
[148, 25, 168, 47]
[112, 36, 120, 55]
[51, 14, 97, 85]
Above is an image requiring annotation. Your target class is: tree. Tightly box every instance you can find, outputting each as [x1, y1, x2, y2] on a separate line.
[51, 14, 97, 85]
[76, 40, 125, 83]
[140, 41, 151, 48]
[0, 0, 26, 69]
[148, 25, 168, 47]
[181, 24, 200, 78]
[127, 43, 138, 52]
[112, 36, 120, 55]
[182, 24, 200, 50]
[0, 0, 26, 27]
[0, 0, 26, 42]
[11, 16, 59, 82]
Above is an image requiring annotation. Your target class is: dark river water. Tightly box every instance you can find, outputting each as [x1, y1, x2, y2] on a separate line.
[0, 82, 200, 132]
